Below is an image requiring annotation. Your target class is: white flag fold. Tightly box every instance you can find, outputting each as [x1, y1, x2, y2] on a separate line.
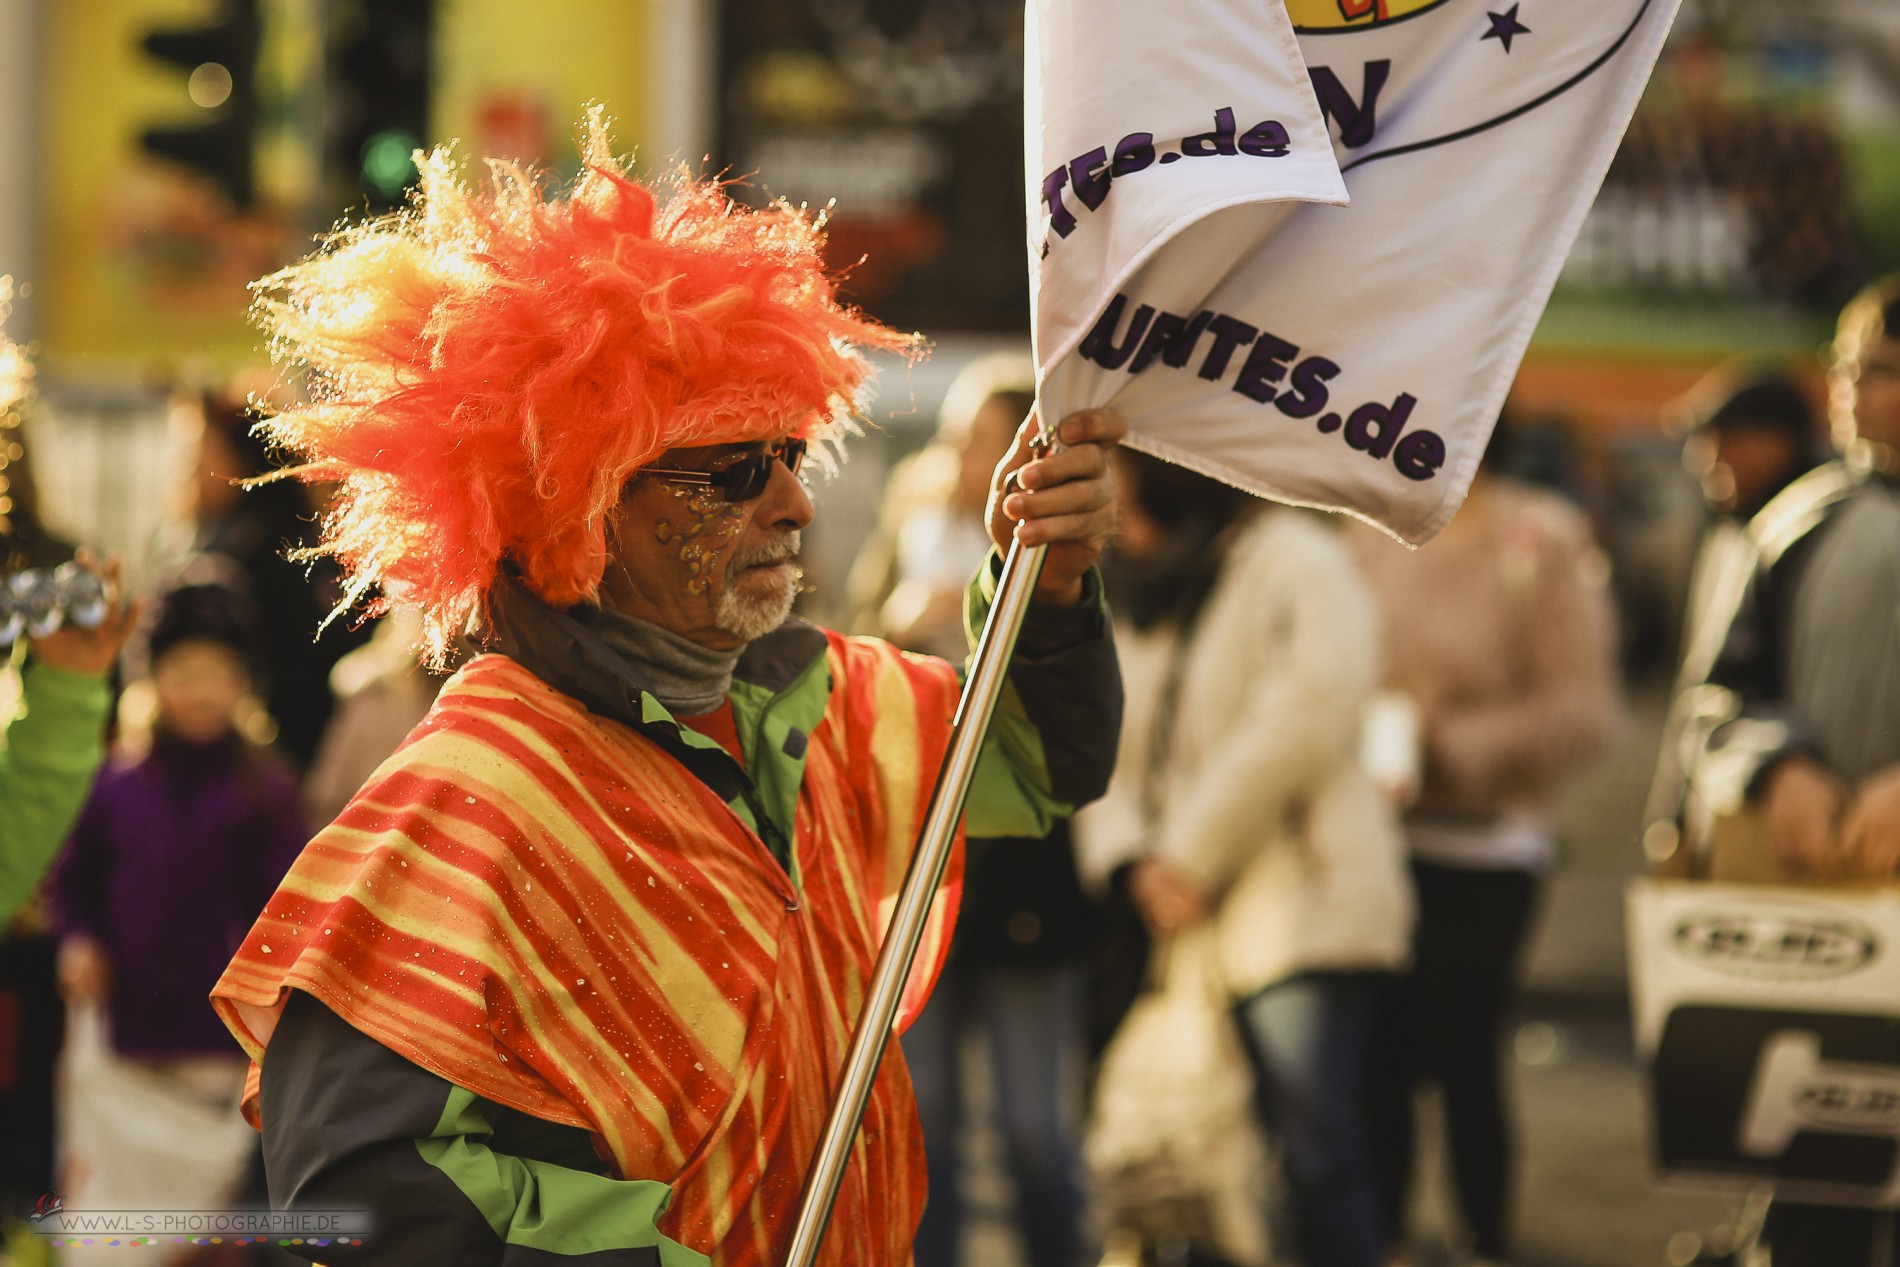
[1030, 0, 1681, 543]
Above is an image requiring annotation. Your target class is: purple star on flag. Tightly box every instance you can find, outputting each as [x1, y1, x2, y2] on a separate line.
[1482, 4, 1531, 53]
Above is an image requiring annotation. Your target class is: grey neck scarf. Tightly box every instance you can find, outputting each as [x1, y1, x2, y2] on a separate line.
[586, 607, 739, 716]
[487, 577, 740, 721]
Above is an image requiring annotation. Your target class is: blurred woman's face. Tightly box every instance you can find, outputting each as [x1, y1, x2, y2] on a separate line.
[152, 640, 249, 742]
[955, 396, 1023, 512]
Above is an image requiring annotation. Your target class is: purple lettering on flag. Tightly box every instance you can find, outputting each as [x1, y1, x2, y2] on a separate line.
[1079, 294, 1157, 370]
[1128, 310, 1215, 373]
[1232, 333, 1302, 403]
[1198, 315, 1260, 381]
[1275, 357, 1340, 419]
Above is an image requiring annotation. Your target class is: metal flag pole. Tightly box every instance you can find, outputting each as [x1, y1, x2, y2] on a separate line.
[782, 436, 1055, 1267]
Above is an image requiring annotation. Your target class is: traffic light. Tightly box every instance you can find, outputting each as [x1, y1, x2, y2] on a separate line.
[136, 0, 260, 208]
[328, 0, 433, 213]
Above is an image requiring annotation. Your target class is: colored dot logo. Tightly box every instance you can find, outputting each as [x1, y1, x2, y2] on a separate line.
[1284, 0, 1453, 31]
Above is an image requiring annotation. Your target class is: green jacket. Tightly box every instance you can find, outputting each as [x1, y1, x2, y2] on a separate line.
[0, 661, 110, 923]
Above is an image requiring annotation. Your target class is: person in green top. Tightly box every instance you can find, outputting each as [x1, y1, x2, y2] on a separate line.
[0, 553, 141, 922]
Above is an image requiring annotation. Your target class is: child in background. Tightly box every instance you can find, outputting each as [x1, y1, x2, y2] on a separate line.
[51, 583, 308, 1264]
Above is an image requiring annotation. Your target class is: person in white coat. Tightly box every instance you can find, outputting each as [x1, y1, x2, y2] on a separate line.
[1078, 450, 1413, 1267]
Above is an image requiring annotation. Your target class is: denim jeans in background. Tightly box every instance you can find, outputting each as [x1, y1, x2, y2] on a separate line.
[903, 961, 1091, 1267]
[1234, 971, 1388, 1267]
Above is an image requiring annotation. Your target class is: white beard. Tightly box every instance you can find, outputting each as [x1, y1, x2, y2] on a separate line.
[713, 533, 802, 643]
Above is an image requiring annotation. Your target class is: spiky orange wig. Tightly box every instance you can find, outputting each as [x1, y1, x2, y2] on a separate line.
[252, 110, 915, 662]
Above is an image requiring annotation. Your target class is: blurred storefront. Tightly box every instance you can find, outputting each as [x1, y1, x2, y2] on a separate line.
[1508, 2, 1900, 675]
[1528, 1, 1900, 428]
[716, 0, 1029, 332]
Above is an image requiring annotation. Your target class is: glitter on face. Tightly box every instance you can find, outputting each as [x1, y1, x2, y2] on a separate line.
[657, 484, 748, 597]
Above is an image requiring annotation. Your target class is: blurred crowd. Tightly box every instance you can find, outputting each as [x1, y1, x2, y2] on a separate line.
[847, 353, 1620, 1267]
[847, 278, 1900, 1267]
[0, 381, 438, 1267]
[1, 272, 1898, 1267]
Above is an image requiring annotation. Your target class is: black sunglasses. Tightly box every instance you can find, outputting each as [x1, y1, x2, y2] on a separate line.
[642, 439, 808, 504]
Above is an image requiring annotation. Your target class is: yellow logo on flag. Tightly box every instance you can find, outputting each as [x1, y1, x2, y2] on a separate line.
[1284, 0, 1451, 30]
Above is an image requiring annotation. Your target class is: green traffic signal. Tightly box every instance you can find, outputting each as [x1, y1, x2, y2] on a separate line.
[360, 131, 422, 203]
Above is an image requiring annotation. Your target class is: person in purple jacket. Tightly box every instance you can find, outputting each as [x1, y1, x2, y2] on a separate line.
[54, 582, 308, 1056]
[50, 583, 308, 1237]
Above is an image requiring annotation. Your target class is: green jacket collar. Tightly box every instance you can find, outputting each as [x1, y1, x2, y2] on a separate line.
[487, 580, 831, 870]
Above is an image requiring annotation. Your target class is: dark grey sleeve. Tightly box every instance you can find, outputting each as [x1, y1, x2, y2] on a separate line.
[1010, 567, 1123, 807]
[1709, 535, 1830, 798]
[258, 990, 664, 1266]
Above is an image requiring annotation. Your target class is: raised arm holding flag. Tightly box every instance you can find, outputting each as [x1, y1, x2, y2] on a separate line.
[210, 112, 1125, 1267]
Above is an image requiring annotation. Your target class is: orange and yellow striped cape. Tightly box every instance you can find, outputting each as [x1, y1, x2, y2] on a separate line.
[212, 640, 964, 1265]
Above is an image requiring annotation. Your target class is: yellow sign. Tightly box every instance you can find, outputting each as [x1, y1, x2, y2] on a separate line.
[38, 0, 314, 372]
[434, 0, 653, 172]
[39, 0, 659, 375]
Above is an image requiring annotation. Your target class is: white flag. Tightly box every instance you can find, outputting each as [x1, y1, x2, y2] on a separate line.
[1029, 0, 1681, 543]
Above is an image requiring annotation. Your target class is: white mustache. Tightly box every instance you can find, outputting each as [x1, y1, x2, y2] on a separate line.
[728, 532, 802, 575]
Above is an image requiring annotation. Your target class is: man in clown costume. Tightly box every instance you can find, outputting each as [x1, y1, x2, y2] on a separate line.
[210, 114, 1122, 1266]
